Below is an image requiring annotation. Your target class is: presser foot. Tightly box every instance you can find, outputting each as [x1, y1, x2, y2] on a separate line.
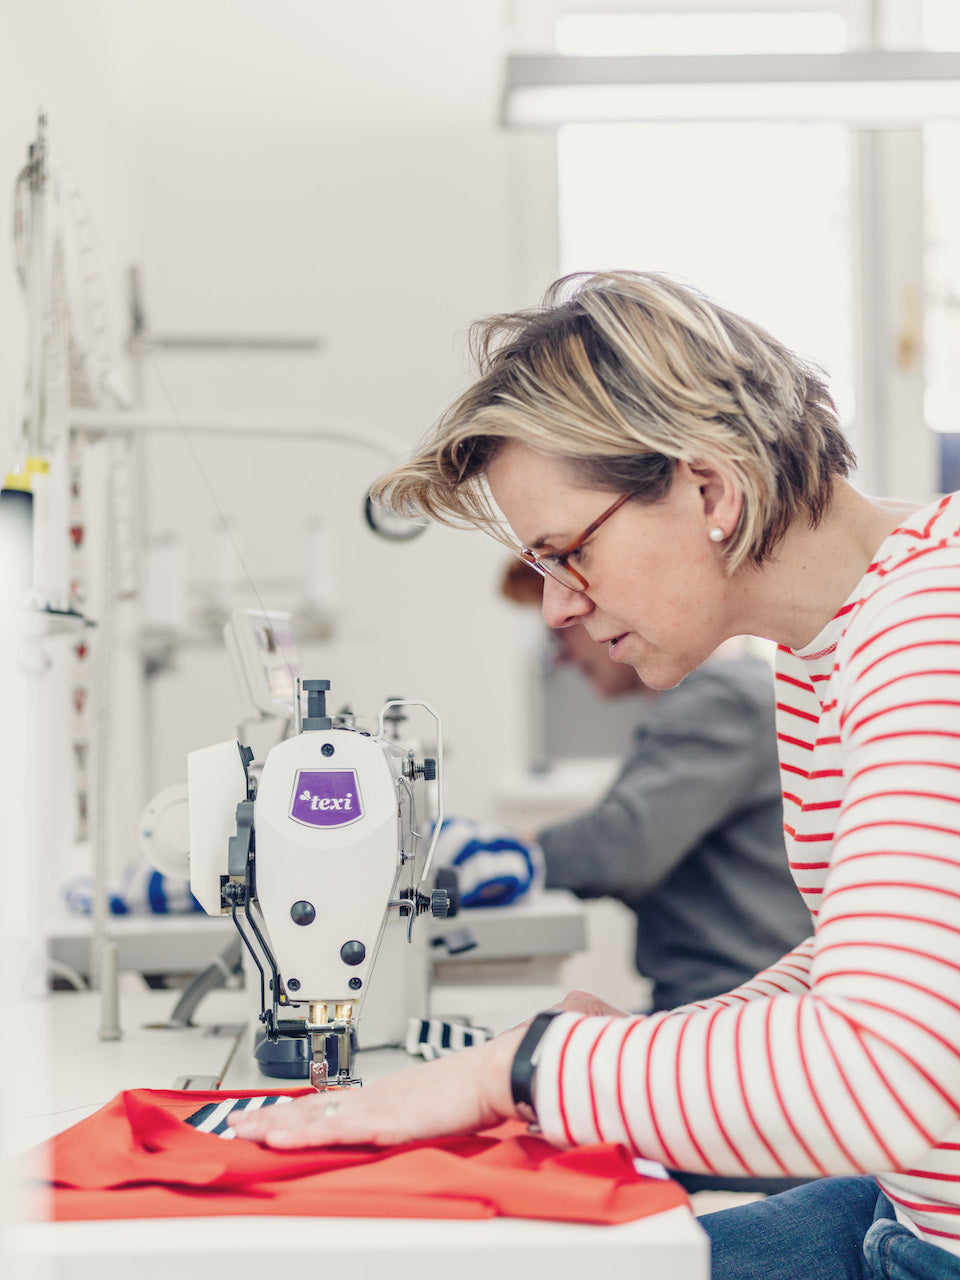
[308, 1078, 363, 1092]
[308, 1059, 362, 1091]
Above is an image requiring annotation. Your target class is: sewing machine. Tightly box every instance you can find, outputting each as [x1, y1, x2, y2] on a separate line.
[187, 673, 449, 1090]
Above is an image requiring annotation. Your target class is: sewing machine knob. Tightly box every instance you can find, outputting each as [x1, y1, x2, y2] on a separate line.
[404, 757, 437, 781]
[430, 889, 450, 918]
[303, 678, 333, 730]
[340, 940, 366, 966]
[290, 900, 316, 926]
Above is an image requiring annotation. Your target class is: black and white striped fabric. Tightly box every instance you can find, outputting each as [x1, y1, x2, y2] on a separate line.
[404, 1017, 492, 1061]
[185, 1094, 293, 1139]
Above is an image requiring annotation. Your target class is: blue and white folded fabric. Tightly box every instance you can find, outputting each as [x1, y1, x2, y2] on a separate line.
[429, 817, 544, 908]
[64, 861, 204, 916]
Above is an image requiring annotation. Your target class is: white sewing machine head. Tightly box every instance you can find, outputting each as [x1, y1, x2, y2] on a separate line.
[188, 674, 447, 1089]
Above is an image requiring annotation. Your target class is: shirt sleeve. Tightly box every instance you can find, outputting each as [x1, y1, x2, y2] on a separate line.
[671, 937, 815, 1013]
[538, 663, 776, 900]
[532, 553, 960, 1180]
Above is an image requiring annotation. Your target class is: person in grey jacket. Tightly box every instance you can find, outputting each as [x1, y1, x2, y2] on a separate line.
[504, 560, 811, 1015]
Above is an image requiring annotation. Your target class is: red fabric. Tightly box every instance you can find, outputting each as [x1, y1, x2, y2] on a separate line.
[36, 1088, 689, 1223]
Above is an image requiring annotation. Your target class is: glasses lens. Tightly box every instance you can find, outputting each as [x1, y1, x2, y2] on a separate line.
[518, 550, 586, 592]
[541, 559, 585, 592]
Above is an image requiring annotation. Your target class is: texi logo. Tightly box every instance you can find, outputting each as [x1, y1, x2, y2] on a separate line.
[289, 770, 363, 828]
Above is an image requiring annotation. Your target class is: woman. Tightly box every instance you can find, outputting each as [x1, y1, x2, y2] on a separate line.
[501, 559, 814, 1028]
[232, 271, 960, 1278]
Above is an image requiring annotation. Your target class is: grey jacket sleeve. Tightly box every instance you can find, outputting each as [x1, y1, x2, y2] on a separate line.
[537, 658, 780, 901]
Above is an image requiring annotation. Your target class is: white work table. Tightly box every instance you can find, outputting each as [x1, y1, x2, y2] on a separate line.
[47, 888, 589, 983]
[12, 985, 709, 1279]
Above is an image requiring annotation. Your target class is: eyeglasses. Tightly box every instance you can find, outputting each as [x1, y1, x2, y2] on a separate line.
[518, 490, 634, 593]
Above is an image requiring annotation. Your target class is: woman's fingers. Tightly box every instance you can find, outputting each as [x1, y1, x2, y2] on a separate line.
[230, 1027, 524, 1149]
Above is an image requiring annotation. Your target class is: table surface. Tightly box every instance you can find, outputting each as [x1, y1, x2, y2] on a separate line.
[47, 887, 589, 972]
[11, 987, 709, 1280]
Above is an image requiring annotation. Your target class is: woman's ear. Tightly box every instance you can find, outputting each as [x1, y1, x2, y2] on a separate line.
[680, 459, 743, 540]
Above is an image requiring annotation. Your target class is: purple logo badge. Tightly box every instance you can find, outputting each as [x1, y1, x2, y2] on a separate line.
[290, 770, 362, 828]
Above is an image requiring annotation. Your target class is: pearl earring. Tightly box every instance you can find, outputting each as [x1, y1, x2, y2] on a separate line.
[708, 527, 725, 543]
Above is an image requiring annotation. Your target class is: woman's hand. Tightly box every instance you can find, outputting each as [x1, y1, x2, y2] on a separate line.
[229, 1023, 526, 1149]
[552, 989, 629, 1018]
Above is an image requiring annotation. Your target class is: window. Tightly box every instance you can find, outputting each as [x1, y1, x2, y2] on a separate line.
[922, 1, 960, 485]
[556, 10, 857, 437]
[539, 2, 954, 499]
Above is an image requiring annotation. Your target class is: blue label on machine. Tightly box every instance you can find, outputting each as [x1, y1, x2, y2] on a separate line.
[290, 770, 363, 828]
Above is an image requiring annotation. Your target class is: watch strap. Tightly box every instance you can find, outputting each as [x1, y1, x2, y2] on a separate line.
[510, 1009, 560, 1124]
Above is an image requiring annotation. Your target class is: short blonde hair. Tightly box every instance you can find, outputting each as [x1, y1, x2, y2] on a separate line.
[373, 271, 854, 572]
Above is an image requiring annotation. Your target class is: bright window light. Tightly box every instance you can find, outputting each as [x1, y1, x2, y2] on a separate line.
[924, 0, 960, 52]
[922, 7, 960, 440]
[556, 11, 848, 56]
[507, 12, 960, 127]
[558, 120, 854, 425]
[924, 122, 960, 435]
[556, 10, 855, 430]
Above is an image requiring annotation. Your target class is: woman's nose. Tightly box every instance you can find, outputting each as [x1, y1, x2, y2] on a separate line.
[541, 576, 592, 630]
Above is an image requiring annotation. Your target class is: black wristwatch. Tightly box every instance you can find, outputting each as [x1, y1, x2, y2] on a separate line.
[510, 1010, 560, 1128]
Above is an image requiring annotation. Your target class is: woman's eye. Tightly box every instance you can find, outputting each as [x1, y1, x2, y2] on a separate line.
[546, 544, 585, 572]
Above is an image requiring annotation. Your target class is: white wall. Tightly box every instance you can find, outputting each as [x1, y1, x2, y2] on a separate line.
[0, 2, 144, 454]
[128, 0, 548, 819]
[1, 2, 561, 888]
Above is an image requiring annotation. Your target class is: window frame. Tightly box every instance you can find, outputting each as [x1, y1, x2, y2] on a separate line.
[507, 0, 935, 500]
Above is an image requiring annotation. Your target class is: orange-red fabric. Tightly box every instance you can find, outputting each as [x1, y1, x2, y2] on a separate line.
[37, 1087, 688, 1223]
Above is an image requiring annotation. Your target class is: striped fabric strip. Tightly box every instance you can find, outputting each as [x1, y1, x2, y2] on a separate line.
[186, 1094, 293, 1139]
[531, 491, 960, 1258]
[404, 1017, 493, 1061]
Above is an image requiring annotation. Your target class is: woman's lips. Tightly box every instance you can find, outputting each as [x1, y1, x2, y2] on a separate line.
[607, 634, 628, 659]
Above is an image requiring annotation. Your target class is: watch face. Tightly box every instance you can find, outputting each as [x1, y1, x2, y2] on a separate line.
[363, 494, 429, 542]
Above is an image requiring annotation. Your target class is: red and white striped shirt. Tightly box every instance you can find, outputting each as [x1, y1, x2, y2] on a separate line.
[534, 492, 960, 1252]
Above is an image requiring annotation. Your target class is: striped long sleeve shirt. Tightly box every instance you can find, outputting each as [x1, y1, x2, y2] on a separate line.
[533, 492, 960, 1253]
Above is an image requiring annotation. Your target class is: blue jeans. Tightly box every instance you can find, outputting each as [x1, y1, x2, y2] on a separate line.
[699, 1176, 960, 1279]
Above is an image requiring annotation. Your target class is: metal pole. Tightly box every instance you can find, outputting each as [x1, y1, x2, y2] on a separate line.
[26, 115, 48, 458]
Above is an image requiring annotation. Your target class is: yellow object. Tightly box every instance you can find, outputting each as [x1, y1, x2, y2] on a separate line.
[3, 456, 49, 491]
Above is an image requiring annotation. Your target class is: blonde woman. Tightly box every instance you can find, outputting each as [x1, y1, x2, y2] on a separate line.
[233, 272, 960, 1279]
